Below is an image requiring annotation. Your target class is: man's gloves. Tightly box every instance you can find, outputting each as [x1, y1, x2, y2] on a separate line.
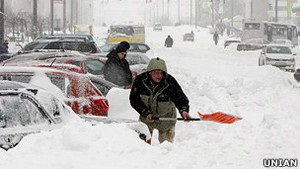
[181, 111, 191, 122]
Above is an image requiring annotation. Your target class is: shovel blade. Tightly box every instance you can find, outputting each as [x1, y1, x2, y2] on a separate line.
[197, 112, 242, 124]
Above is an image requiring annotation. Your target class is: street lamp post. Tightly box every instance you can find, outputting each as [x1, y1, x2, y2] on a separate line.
[0, 0, 5, 43]
[32, 0, 38, 39]
[50, 0, 54, 35]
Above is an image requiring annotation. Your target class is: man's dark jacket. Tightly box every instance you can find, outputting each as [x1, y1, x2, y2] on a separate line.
[103, 50, 132, 86]
[0, 43, 8, 54]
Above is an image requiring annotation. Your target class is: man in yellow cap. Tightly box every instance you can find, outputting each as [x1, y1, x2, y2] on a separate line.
[129, 57, 191, 144]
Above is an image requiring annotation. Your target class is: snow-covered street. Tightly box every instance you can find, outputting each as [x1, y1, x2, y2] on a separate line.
[1, 25, 300, 169]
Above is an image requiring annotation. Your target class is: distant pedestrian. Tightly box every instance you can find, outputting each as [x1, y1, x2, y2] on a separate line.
[164, 35, 173, 48]
[190, 30, 194, 36]
[226, 27, 231, 36]
[0, 40, 9, 54]
[103, 41, 132, 87]
[213, 31, 219, 45]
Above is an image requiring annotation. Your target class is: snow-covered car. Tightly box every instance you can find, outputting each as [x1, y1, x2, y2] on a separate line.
[237, 38, 270, 51]
[125, 52, 150, 75]
[0, 51, 117, 95]
[3, 52, 106, 76]
[36, 33, 94, 41]
[18, 38, 101, 54]
[183, 32, 194, 41]
[1, 50, 86, 64]
[0, 80, 76, 151]
[153, 23, 162, 31]
[0, 66, 109, 117]
[224, 37, 241, 48]
[258, 44, 296, 72]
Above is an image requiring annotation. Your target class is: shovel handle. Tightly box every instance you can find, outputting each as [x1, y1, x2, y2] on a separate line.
[152, 117, 201, 121]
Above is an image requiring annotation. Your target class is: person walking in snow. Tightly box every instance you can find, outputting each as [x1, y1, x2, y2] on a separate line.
[213, 31, 219, 45]
[103, 41, 132, 87]
[129, 57, 191, 144]
[0, 40, 9, 54]
[164, 35, 173, 48]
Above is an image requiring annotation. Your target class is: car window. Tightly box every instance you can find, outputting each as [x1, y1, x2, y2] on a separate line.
[90, 79, 110, 96]
[86, 60, 105, 75]
[129, 44, 136, 51]
[0, 74, 32, 83]
[23, 42, 48, 51]
[100, 44, 116, 52]
[70, 61, 81, 67]
[0, 95, 49, 127]
[126, 55, 145, 65]
[44, 42, 61, 49]
[137, 45, 149, 51]
[48, 75, 67, 93]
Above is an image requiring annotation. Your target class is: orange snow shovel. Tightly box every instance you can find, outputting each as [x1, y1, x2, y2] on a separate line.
[197, 112, 242, 124]
[152, 112, 242, 124]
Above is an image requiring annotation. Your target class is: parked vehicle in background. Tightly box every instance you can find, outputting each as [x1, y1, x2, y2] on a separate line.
[36, 33, 94, 41]
[99, 42, 150, 53]
[0, 80, 76, 151]
[125, 52, 150, 75]
[18, 38, 101, 54]
[107, 25, 145, 43]
[224, 36, 241, 48]
[241, 20, 298, 46]
[0, 67, 109, 116]
[183, 32, 194, 41]
[237, 38, 270, 51]
[258, 44, 296, 72]
[153, 23, 162, 31]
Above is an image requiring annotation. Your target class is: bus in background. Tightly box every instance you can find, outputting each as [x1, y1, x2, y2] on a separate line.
[241, 20, 298, 46]
[74, 25, 93, 36]
[107, 25, 145, 44]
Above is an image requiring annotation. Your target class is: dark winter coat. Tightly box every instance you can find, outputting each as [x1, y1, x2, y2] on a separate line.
[129, 72, 189, 132]
[164, 36, 173, 48]
[103, 50, 132, 86]
[0, 43, 9, 54]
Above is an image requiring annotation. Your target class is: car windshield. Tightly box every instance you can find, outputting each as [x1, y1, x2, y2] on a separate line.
[266, 46, 292, 54]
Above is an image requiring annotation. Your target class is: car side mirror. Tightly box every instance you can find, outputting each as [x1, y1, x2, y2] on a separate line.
[293, 53, 297, 56]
